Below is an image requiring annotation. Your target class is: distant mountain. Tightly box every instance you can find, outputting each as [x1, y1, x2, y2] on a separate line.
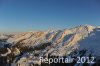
[0, 25, 100, 66]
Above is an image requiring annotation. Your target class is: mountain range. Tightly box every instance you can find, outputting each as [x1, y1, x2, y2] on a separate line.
[0, 25, 100, 66]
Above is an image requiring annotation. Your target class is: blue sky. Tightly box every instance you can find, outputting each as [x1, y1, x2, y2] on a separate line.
[0, 0, 100, 33]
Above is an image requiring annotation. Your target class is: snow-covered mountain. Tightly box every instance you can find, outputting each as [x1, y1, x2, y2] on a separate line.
[0, 25, 100, 66]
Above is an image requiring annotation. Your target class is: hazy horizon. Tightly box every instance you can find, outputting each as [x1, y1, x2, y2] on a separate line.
[0, 0, 100, 33]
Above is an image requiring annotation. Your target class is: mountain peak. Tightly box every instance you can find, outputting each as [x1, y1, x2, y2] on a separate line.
[77, 25, 95, 32]
[84, 25, 95, 33]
